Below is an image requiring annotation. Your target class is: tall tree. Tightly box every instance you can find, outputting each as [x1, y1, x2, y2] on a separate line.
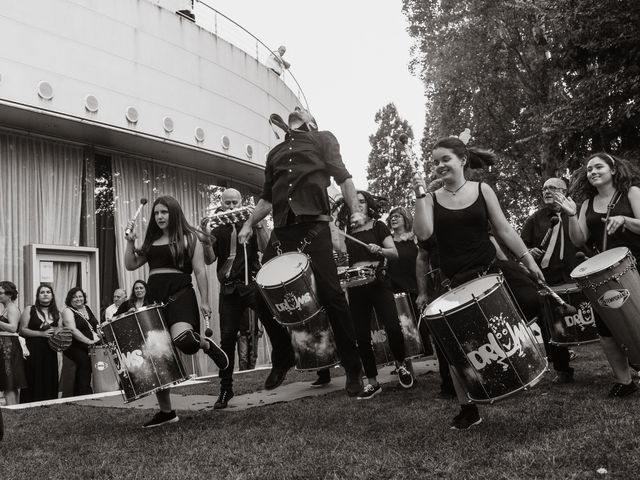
[367, 103, 416, 208]
[402, 0, 640, 225]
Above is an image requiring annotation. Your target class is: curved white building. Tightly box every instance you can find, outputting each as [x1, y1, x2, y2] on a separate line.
[0, 0, 303, 380]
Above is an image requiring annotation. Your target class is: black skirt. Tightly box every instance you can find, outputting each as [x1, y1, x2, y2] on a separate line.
[146, 273, 200, 330]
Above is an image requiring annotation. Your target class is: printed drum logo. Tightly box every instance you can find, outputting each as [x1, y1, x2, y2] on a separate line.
[95, 361, 109, 371]
[597, 289, 630, 309]
[275, 291, 313, 313]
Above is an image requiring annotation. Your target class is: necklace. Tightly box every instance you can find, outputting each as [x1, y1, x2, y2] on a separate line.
[443, 180, 468, 196]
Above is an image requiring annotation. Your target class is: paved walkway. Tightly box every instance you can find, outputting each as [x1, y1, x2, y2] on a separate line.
[5, 357, 438, 412]
[3, 358, 438, 412]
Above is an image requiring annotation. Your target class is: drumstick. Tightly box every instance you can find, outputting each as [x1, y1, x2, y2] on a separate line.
[539, 216, 559, 249]
[538, 281, 578, 316]
[204, 315, 213, 338]
[243, 242, 249, 286]
[125, 198, 148, 235]
[337, 230, 369, 249]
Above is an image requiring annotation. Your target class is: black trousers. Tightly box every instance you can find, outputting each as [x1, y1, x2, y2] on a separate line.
[64, 345, 92, 396]
[262, 223, 362, 374]
[218, 283, 294, 390]
[349, 279, 406, 378]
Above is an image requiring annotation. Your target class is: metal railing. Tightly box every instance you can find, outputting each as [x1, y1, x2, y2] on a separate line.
[192, 1, 310, 110]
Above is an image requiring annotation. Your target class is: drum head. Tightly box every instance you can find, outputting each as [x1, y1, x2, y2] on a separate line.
[256, 252, 309, 287]
[570, 247, 629, 278]
[423, 274, 501, 317]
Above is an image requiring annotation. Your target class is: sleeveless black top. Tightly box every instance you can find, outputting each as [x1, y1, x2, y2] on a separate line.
[432, 183, 496, 279]
[69, 307, 99, 351]
[585, 193, 640, 259]
[28, 305, 59, 331]
[388, 238, 419, 295]
[146, 243, 193, 274]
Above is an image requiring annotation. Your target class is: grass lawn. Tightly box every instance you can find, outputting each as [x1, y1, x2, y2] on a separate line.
[1, 344, 639, 479]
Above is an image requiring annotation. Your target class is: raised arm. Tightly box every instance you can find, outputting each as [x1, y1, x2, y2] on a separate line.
[554, 192, 589, 247]
[339, 178, 365, 228]
[411, 174, 434, 240]
[124, 226, 147, 271]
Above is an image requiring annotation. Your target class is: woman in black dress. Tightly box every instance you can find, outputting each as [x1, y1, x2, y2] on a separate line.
[115, 280, 149, 315]
[19, 285, 60, 402]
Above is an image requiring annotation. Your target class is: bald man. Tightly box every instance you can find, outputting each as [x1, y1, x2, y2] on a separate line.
[521, 177, 582, 383]
[103, 288, 127, 323]
[202, 188, 294, 409]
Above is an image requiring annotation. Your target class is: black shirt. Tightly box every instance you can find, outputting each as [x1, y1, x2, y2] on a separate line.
[260, 130, 352, 227]
[388, 238, 419, 295]
[213, 222, 261, 283]
[585, 194, 640, 259]
[346, 221, 391, 265]
[521, 206, 580, 285]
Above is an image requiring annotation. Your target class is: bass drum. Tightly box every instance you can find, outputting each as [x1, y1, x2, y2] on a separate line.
[101, 305, 188, 403]
[540, 283, 598, 346]
[422, 274, 547, 404]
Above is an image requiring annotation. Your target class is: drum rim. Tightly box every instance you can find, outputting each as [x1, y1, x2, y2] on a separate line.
[256, 251, 310, 287]
[539, 283, 580, 295]
[570, 247, 631, 279]
[108, 303, 165, 323]
[422, 274, 503, 318]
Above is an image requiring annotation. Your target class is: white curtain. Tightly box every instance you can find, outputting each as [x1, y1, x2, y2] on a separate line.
[0, 132, 83, 310]
[112, 155, 273, 375]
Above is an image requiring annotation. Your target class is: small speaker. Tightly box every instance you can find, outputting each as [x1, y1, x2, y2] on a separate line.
[221, 135, 230, 150]
[163, 116, 174, 133]
[37, 81, 54, 100]
[195, 127, 205, 142]
[85, 94, 99, 113]
[125, 106, 139, 123]
[245, 144, 253, 158]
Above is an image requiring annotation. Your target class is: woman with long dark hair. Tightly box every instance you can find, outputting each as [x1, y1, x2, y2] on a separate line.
[556, 152, 640, 397]
[125, 195, 228, 428]
[334, 191, 414, 399]
[413, 136, 545, 429]
[115, 280, 149, 315]
[19, 284, 61, 402]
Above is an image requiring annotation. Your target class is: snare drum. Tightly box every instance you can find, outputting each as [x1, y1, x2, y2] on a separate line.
[571, 247, 640, 363]
[339, 264, 377, 289]
[101, 305, 188, 403]
[89, 345, 120, 393]
[256, 252, 322, 325]
[256, 252, 340, 371]
[422, 274, 547, 404]
[540, 283, 598, 346]
[289, 309, 340, 371]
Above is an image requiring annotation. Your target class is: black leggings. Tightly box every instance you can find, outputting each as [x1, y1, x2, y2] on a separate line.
[349, 280, 406, 378]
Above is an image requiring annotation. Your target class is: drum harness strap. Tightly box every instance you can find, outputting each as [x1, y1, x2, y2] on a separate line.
[602, 190, 623, 251]
[270, 222, 327, 256]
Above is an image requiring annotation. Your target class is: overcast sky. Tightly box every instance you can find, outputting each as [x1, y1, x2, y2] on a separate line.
[196, 0, 426, 188]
